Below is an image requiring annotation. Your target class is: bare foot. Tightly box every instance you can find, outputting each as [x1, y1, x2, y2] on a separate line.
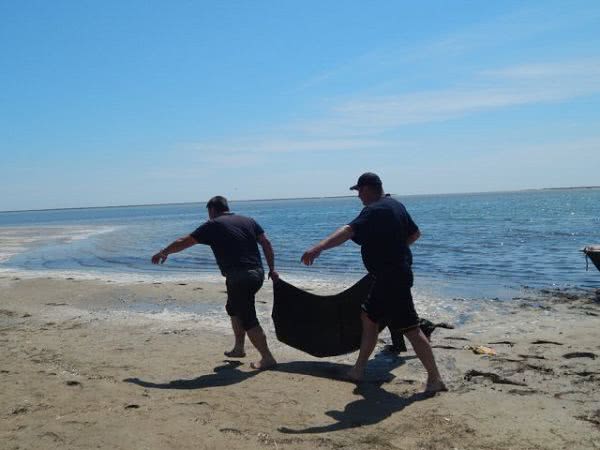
[224, 349, 246, 358]
[424, 379, 448, 393]
[343, 367, 365, 383]
[250, 357, 277, 370]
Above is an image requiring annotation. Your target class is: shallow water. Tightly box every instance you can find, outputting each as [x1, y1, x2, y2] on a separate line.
[1, 189, 598, 301]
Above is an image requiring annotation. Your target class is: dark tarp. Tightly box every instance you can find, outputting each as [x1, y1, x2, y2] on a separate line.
[272, 277, 454, 357]
[272, 276, 373, 357]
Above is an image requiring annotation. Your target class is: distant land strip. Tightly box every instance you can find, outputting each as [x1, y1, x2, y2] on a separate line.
[1, 186, 599, 214]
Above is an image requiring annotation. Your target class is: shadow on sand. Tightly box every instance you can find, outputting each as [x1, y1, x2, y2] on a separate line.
[275, 352, 432, 434]
[278, 382, 431, 434]
[124, 360, 258, 389]
[124, 352, 430, 432]
[273, 351, 416, 383]
[124, 350, 415, 390]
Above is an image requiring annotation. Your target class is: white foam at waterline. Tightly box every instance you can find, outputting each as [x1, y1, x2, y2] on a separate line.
[0, 265, 362, 288]
[0, 249, 26, 263]
[0, 266, 514, 327]
[0, 224, 119, 239]
[63, 225, 121, 241]
[102, 306, 234, 332]
[0, 267, 225, 284]
[0, 225, 121, 262]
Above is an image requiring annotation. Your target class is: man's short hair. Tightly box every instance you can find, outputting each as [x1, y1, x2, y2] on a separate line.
[206, 196, 229, 213]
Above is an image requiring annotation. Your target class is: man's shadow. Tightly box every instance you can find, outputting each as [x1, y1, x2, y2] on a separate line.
[124, 360, 258, 389]
[124, 348, 413, 390]
[124, 352, 431, 433]
[274, 352, 432, 434]
[273, 350, 415, 383]
[278, 381, 429, 434]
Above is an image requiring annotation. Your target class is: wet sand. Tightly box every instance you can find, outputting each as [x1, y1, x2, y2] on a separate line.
[0, 275, 599, 449]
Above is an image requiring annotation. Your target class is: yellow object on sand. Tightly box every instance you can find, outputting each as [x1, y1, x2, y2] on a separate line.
[465, 345, 497, 356]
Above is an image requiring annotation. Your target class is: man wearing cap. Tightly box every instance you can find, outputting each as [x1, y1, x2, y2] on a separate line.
[152, 195, 278, 370]
[301, 173, 446, 391]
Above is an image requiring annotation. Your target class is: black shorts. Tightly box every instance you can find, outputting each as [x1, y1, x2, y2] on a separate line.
[225, 268, 264, 330]
[362, 270, 419, 331]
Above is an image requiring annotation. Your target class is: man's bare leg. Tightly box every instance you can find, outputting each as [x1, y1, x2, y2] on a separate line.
[246, 325, 277, 370]
[404, 327, 447, 392]
[346, 312, 379, 382]
[224, 316, 246, 358]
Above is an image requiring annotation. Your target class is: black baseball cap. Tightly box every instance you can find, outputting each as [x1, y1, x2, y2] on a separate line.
[349, 172, 382, 190]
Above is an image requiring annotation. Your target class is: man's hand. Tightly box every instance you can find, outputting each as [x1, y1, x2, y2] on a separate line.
[300, 226, 353, 266]
[301, 246, 322, 266]
[407, 229, 421, 246]
[151, 250, 168, 264]
[268, 270, 280, 282]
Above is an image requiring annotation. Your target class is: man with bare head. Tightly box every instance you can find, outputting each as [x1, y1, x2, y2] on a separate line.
[152, 196, 277, 370]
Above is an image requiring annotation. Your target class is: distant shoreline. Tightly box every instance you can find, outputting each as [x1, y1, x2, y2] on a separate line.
[1, 186, 599, 214]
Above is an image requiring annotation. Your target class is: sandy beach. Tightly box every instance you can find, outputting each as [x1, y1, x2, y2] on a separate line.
[1, 274, 599, 449]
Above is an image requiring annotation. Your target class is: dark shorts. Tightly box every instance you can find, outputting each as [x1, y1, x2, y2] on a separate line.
[225, 268, 264, 330]
[362, 270, 419, 332]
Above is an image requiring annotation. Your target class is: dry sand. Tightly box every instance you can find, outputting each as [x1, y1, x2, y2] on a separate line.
[1, 274, 599, 449]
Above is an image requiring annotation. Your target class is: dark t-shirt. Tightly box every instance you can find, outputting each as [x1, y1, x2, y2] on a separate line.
[348, 196, 419, 274]
[190, 213, 264, 276]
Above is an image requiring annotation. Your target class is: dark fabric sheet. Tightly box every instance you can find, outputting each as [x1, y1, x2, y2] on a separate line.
[272, 276, 373, 357]
[272, 278, 454, 357]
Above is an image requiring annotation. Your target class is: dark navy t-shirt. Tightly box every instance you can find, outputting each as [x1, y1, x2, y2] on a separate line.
[190, 213, 264, 276]
[348, 196, 419, 274]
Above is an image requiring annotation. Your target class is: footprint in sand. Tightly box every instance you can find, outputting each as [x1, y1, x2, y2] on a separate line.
[489, 340, 515, 346]
[464, 369, 527, 386]
[220, 428, 243, 435]
[508, 389, 539, 396]
[11, 406, 29, 415]
[575, 411, 600, 427]
[39, 431, 65, 443]
[518, 354, 546, 360]
[571, 370, 600, 377]
[521, 363, 554, 374]
[563, 352, 597, 359]
[554, 391, 589, 401]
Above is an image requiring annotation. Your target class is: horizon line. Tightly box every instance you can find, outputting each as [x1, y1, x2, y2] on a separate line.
[1, 185, 599, 214]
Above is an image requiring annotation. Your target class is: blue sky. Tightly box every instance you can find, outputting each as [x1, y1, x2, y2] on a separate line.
[2, 0, 600, 210]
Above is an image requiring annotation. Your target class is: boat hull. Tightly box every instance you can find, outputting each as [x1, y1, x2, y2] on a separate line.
[583, 246, 600, 272]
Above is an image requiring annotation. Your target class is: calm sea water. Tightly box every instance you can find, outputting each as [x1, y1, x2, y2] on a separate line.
[1, 189, 598, 300]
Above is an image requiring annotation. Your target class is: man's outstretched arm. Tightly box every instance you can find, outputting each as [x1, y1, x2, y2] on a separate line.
[151, 235, 197, 264]
[301, 225, 354, 266]
[257, 233, 279, 281]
